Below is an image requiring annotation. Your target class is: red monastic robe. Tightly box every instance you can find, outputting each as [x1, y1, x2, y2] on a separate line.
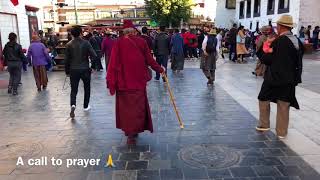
[107, 35, 163, 135]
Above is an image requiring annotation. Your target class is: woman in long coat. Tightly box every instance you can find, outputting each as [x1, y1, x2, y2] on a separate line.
[27, 35, 51, 91]
[236, 26, 249, 63]
[171, 29, 185, 72]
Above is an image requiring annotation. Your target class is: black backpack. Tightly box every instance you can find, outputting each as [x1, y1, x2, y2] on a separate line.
[206, 36, 217, 54]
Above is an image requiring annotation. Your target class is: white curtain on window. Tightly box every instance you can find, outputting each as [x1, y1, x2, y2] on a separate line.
[0, 14, 18, 48]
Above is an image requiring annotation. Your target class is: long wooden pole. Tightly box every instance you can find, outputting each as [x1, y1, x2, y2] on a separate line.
[162, 74, 184, 129]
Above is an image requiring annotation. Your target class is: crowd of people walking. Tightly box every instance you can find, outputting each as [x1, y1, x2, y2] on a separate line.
[0, 14, 312, 143]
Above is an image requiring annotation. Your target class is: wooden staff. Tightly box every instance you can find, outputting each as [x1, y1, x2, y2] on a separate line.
[162, 74, 184, 129]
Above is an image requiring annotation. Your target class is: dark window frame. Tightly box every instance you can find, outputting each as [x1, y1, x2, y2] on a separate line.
[267, 0, 275, 15]
[253, 0, 261, 17]
[278, 0, 290, 14]
[226, 0, 236, 9]
[246, 0, 252, 18]
[239, 1, 245, 19]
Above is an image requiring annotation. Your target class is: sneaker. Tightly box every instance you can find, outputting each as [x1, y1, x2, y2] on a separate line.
[84, 105, 91, 112]
[154, 77, 160, 81]
[278, 135, 286, 139]
[70, 105, 76, 119]
[207, 80, 214, 85]
[12, 90, 18, 96]
[255, 126, 270, 131]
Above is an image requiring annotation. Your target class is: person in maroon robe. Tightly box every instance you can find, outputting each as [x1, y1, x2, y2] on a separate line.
[106, 20, 164, 145]
[101, 30, 114, 71]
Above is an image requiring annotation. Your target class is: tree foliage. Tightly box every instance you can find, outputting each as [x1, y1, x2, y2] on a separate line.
[145, 0, 193, 27]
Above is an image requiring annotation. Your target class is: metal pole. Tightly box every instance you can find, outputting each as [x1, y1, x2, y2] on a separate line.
[74, 0, 79, 24]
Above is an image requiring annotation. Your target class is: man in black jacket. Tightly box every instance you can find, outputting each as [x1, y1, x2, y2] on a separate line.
[154, 26, 170, 82]
[256, 15, 304, 139]
[65, 26, 97, 119]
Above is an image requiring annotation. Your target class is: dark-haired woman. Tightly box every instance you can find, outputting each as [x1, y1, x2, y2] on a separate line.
[2, 33, 25, 95]
[236, 26, 249, 63]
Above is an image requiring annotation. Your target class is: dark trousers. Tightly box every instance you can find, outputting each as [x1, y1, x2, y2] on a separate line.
[70, 69, 91, 108]
[313, 38, 319, 50]
[229, 43, 237, 61]
[183, 45, 189, 58]
[91, 51, 103, 70]
[22, 62, 27, 72]
[8, 61, 22, 90]
[188, 47, 198, 58]
[198, 48, 203, 57]
[155, 55, 168, 80]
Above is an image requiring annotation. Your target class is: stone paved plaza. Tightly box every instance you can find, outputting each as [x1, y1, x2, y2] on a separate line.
[0, 54, 320, 180]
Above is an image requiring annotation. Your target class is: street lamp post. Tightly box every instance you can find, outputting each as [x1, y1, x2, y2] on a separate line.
[74, 0, 79, 24]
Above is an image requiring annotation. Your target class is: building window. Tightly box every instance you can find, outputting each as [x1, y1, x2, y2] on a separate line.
[267, 0, 275, 15]
[246, 0, 252, 18]
[226, 0, 236, 9]
[239, 1, 245, 19]
[278, 0, 290, 14]
[250, 21, 253, 30]
[254, 0, 261, 17]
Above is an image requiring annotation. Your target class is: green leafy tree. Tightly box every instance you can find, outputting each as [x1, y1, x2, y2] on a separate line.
[145, 0, 193, 27]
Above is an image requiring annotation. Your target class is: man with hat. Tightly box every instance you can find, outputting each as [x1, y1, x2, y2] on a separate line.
[107, 20, 165, 145]
[101, 29, 114, 71]
[201, 28, 218, 85]
[256, 15, 304, 139]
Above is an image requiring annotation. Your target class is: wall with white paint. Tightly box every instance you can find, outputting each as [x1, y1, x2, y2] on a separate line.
[215, 0, 237, 29]
[236, 0, 301, 34]
[0, 0, 30, 49]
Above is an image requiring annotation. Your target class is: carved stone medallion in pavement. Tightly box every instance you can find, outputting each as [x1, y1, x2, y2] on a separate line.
[179, 144, 240, 169]
[0, 142, 44, 161]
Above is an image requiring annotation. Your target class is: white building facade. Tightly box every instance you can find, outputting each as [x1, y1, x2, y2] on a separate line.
[235, 0, 320, 34]
[0, 0, 30, 49]
[215, 0, 237, 29]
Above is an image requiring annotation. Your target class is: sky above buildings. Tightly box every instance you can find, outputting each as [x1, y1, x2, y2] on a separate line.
[27, 0, 216, 19]
[27, 0, 145, 6]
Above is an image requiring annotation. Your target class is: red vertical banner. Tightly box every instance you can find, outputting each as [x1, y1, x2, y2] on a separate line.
[28, 16, 39, 42]
[10, 0, 19, 6]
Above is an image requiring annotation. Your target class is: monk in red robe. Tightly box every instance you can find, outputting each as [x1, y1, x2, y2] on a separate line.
[106, 20, 164, 145]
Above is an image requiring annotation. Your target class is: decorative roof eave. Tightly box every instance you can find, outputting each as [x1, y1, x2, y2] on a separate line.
[25, 5, 39, 12]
